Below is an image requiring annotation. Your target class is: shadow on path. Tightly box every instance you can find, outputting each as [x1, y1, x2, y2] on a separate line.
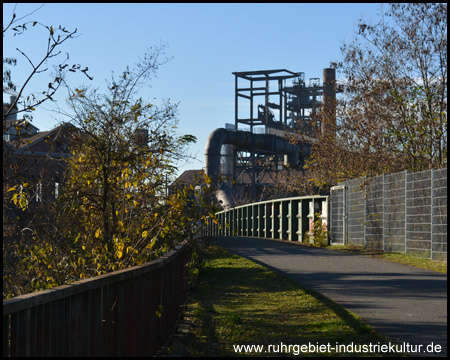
[215, 236, 447, 357]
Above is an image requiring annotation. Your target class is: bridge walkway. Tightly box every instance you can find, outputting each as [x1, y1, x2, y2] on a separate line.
[215, 236, 447, 357]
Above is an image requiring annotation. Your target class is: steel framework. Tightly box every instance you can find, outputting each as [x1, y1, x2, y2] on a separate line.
[229, 69, 325, 202]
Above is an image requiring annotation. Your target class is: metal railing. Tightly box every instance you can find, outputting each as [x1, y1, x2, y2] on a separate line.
[3, 243, 190, 357]
[203, 195, 329, 242]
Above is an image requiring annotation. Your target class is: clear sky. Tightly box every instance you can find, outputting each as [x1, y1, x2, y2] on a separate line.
[3, 3, 382, 176]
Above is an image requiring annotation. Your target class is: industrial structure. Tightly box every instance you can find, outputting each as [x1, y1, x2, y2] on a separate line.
[205, 68, 336, 207]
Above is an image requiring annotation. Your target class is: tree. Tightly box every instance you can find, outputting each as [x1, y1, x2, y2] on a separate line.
[3, 45, 215, 298]
[60, 45, 199, 271]
[3, 4, 93, 245]
[3, 4, 92, 122]
[306, 3, 447, 189]
[3, 6, 95, 297]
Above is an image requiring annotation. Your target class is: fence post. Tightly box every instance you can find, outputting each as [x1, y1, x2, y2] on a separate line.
[431, 169, 435, 260]
[296, 200, 302, 242]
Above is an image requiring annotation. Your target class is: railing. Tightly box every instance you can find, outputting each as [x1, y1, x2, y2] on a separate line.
[203, 195, 329, 242]
[3, 242, 190, 357]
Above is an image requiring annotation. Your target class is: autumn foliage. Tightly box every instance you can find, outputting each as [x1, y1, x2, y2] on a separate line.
[305, 3, 447, 193]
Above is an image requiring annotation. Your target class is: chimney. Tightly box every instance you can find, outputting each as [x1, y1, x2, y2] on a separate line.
[322, 68, 336, 136]
[4, 95, 18, 121]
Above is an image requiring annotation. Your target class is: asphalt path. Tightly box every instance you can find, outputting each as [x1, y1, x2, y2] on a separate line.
[215, 236, 447, 357]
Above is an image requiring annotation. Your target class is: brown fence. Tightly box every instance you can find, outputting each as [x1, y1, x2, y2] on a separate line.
[3, 242, 190, 357]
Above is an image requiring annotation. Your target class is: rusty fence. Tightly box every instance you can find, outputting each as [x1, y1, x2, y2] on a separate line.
[3, 242, 190, 357]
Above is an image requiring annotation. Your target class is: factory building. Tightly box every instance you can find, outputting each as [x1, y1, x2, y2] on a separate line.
[207, 68, 336, 205]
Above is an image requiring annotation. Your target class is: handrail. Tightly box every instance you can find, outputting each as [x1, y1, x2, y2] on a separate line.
[3, 243, 186, 316]
[203, 195, 329, 243]
[3, 242, 190, 357]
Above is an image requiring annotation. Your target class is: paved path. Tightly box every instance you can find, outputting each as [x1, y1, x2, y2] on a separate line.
[215, 236, 447, 357]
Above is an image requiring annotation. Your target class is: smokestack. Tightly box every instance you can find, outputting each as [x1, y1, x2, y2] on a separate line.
[322, 68, 336, 136]
[6, 95, 18, 121]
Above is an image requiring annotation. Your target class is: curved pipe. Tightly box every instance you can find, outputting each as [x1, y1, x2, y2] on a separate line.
[205, 128, 300, 208]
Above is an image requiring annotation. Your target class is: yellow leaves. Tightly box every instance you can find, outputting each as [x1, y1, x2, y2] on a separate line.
[115, 242, 124, 259]
[74, 88, 85, 98]
[95, 228, 101, 238]
[203, 172, 213, 185]
[11, 192, 28, 211]
[146, 241, 154, 250]
[155, 305, 163, 318]
[142, 230, 148, 238]
[118, 220, 124, 227]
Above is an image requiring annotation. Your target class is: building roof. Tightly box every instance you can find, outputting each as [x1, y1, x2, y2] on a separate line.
[170, 169, 205, 188]
[10, 122, 78, 151]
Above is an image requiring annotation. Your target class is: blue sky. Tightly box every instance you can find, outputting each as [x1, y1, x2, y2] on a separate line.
[3, 3, 382, 176]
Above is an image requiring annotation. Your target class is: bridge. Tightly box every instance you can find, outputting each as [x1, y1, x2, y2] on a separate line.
[203, 195, 329, 242]
[3, 168, 447, 356]
[204, 188, 447, 356]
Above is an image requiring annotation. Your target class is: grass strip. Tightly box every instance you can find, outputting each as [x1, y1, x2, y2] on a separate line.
[325, 245, 447, 274]
[178, 245, 404, 357]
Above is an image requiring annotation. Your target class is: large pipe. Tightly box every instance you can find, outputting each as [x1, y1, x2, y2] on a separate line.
[205, 128, 300, 208]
